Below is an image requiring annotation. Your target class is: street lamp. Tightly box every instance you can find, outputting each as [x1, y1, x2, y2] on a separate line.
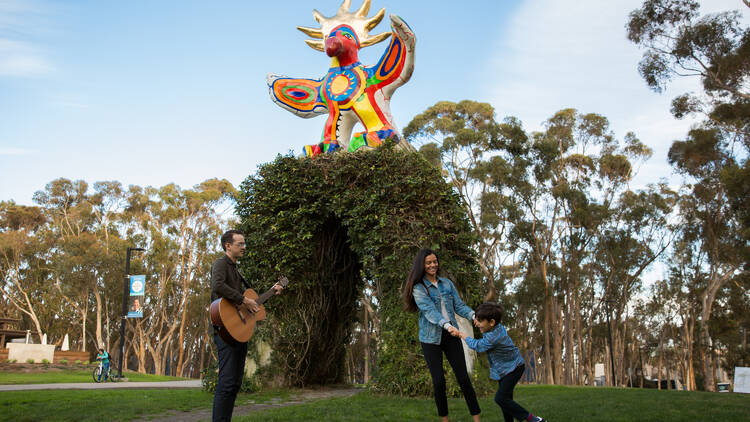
[119, 246, 145, 378]
[604, 299, 617, 387]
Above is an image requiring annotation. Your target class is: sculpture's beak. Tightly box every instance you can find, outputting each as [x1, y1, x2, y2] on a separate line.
[325, 37, 342, 57]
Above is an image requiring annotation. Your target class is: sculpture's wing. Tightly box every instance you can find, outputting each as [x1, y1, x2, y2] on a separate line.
[267, 74, 327, 118]
[365, 15, 416, 97]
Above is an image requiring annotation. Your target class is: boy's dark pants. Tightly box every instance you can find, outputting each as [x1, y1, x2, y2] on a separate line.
[495, 363, 531, 422]
[421, 330, 481, 417]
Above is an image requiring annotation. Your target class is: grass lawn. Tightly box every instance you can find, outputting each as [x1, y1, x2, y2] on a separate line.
[0, 388, 286, 422]
[237, 385, 750, 422]
[0, 369, 186, 384]
[1, 385, 748, 422]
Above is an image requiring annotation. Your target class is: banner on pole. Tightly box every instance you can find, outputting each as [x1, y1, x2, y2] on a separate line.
[127, 275, 145, 318]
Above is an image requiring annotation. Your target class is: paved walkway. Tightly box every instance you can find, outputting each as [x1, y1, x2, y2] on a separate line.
[0, 379, 201, 391]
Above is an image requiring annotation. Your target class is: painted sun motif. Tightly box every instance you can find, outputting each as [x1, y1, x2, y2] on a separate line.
[267, 0, 416, 157]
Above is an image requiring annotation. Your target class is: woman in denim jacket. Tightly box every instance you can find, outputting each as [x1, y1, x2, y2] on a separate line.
[402, 248, 481, 422]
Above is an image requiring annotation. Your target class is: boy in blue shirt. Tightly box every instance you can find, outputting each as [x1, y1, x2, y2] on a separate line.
[96, 348, 110, 381]
[455, 302, 546, 422]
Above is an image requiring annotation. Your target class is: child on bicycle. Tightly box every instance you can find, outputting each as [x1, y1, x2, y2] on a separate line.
[96, 348, 110, 381]
[454, 302, 547, 422]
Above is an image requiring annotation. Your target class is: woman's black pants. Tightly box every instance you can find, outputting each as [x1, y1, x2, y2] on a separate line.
[421, 330, 481, 417]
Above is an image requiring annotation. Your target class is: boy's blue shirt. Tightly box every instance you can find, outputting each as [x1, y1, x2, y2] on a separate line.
[465, 323, 525, 380]
[412, 276, 475, 345]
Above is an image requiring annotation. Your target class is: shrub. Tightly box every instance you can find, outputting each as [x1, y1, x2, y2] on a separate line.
[236, 146, 481, 395]
[59, 359, 69, 365]
[26, 359, 35, 364]
[200, 360, 258, 393]
[74, 360, 82, 365]
[41, 359, 50, 365]
[83, 360, 90, 365]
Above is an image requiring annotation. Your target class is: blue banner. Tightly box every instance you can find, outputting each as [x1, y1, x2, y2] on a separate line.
[127, 275, 145, 318]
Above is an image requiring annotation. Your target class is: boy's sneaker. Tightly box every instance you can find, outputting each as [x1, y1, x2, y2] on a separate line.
[529, 417, 546, 422]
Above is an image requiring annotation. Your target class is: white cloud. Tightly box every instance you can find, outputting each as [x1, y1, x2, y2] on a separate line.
[0, 0, 53, 77]
[484, 0, 746, 288]
[0, 147, 35, 155]
[0, 39, 52, 76]
[484, 0, 742, 189]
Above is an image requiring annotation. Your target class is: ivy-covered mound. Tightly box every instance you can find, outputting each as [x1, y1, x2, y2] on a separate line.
[235, 145, 482, 396]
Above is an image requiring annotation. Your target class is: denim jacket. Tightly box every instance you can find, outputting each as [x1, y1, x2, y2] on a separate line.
[413, 276, 475, 345]
[465, 323, 525, 380]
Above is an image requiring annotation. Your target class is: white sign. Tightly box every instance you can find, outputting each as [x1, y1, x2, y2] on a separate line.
[595, 363, 605, 378]
[734, 367, 750, 394]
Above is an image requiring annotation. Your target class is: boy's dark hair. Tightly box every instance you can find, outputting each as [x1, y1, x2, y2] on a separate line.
[221, 230, 243, 251]
[475, 302, 504, 324]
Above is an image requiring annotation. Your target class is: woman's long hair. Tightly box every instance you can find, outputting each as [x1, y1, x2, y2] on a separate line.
[402, 248, 439, 312]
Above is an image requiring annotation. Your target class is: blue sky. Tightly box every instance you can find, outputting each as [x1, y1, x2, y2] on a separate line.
[1, 0, 745, 207]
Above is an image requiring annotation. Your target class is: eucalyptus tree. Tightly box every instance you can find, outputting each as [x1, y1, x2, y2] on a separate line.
[710, 275, 750, 379]
[503, 109, 663, 385]
[404, 100, 511, 301]
[0, 201, 48, 342]
[628, 0, 749, 390]
[594, 185, 676, 385]
[644, 277, 685, 390]
[667, 179, 743, 390]
[406, 102, 666, 385]
[32, 178, 125, 351]
[122, 179, 234, 375]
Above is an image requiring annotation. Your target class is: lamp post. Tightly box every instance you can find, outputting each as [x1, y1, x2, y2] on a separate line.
[604, 299, 617, 387]
[119, 246, 144, 378]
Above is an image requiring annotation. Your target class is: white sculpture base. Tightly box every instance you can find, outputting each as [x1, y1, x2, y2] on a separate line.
[8, 343, 55, 363]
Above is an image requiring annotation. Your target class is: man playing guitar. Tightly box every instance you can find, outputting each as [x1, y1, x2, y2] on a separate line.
[210, 229, 284, 422]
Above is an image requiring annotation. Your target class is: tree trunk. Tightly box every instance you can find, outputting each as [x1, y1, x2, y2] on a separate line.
[79, 301, 89, 352]
[93, 288, 104, 351]
[175, 292, 190, 377]
[563, 293, 574, 385]
[543, 293, 553, 384]
[657, 328, 663, 390]
[552, 297, 563, 384]
[363, 300, 370, 384]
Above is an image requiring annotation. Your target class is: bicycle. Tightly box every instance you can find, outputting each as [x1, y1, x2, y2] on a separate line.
[92, 360, 121, 383]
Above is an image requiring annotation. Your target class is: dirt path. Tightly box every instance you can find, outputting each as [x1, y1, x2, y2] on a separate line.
[131, 387, 363, 422]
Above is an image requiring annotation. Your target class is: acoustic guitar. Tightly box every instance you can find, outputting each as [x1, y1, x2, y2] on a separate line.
[209, 276, 288, 343]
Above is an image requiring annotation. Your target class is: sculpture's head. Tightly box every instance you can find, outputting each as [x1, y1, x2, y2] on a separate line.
[298, 0, 391, 64]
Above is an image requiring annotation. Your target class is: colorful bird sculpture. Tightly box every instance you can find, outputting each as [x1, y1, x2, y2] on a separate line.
[267, 0, 416, 157]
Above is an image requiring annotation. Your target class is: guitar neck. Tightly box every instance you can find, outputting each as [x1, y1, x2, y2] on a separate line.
[255, 288, 277, 306]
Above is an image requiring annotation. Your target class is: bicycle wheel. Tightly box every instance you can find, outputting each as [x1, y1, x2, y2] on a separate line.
[108, 367, 120, 382]
[92, 366, 103, 383]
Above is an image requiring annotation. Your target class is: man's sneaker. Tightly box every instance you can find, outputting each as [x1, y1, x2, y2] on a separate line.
[533, 417, 547, 422]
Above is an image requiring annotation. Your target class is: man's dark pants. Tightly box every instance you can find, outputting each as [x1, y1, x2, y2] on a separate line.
[213, 333, 248, 422]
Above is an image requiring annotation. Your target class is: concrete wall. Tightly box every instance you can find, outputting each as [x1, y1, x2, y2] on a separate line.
[8, 343, 55, 363]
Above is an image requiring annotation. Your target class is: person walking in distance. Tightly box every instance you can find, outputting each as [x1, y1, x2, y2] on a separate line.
[210, 229, 284, 422]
